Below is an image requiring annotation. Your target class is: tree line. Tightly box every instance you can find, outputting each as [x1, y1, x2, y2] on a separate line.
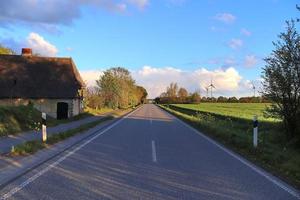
[154, 83, 201, 104]
[154, 82, 269, 104]
[85, 67, 147, 110]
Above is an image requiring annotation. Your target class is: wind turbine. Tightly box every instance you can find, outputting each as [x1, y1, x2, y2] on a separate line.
[207, 78, 216, 100]
[205, 87, 209, 98]
[251, 81, 256, 97]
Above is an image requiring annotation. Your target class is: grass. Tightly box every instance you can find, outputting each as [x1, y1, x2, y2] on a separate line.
[0, 105, 115, 137]
[84, 107, 114, 116]
[10, 108, 133, 156]
[160, 104, 300, 189]
[47, 107, 114, 127]
[0, 105, 41, 137]
[173, 103, 276, 121]
[11, 115, 114, 156]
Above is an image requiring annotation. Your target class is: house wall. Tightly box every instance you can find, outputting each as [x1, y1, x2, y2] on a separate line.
[0, 98, 83, 119]
[72, 99, 84, 117]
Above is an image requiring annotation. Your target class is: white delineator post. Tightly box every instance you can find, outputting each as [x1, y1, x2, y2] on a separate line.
[42, 112, 47, 142]
[253, 115, 258, 148]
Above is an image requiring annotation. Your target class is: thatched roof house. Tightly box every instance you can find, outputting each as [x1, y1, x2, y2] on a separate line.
[0, 48, 85, 119]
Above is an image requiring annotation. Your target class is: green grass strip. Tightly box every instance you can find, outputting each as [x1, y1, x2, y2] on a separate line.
[11, 115, 114, 156]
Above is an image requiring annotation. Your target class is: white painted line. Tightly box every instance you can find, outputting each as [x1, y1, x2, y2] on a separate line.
[151, 140, 157, 163]
[0, 106, 143, 200]
[149, 108, 152, 125]
[158, 106, 300, 199]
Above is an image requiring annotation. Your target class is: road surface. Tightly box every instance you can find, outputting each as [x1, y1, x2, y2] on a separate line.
[0, 104, 299, 200]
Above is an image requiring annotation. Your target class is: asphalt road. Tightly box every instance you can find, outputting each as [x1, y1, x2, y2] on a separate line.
[0, 104, 299, 200]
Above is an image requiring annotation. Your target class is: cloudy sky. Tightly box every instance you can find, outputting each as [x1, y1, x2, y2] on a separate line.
[0, 0, 298, 98]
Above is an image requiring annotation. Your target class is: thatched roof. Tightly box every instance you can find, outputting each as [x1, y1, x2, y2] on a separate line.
[0, 54, 85, 99]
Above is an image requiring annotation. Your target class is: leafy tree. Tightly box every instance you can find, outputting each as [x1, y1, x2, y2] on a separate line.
[178, 87, 188, 103]
[227, 97, 238, 103]
[217, 96, 228, 102]
[0, 45, 15, 55]
[201, 96, 208, 102]
[189, 92, 201, 103]
[97, 68, 121, 109]
[85, 87, 104, 110]
[135, 86, 148, 104]
[96, 67, 147, 109]
[262, 20, 300, 141]
[166, 82, 178, 102]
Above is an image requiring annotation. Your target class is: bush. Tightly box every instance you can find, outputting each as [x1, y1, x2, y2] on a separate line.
[0, 105, 41, 136]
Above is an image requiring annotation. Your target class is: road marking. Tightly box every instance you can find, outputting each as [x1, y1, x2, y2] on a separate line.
[158, 106, 300, 199]
[149, 108, 152, 124]
[151, 140, 157, 163]
[0, 106, 143, 200]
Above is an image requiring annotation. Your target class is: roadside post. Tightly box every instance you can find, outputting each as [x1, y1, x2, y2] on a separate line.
[42, 112, 47, 142]
[253, 115, 258, 148]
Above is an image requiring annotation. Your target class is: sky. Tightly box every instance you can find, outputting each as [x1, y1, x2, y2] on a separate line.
[0, 0, 299, 98]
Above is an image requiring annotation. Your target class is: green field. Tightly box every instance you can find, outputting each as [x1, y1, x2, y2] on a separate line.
[172, 103, 276, 121]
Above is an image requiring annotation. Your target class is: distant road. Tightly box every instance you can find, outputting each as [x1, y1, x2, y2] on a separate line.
[0, 104, 299, 200]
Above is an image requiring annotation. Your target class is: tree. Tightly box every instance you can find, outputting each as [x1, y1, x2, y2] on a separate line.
[166, 82, 178, 102]
[217, 96, 228, 102]
[97, 68, 121, 109]
[96, 67, 147, 109]
[178, 87, 188, 103]
[262, 20, 300, 141]
[227, 97, 238, 103]
[134, 86, 148, 104]
[0, 45, 15, 55]
[189, 92, 201, 103]
[84, 87, 104, 110]
[201, 96, 208, 102]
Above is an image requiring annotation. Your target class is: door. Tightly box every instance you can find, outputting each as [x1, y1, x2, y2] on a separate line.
[57, 102, 68, 119]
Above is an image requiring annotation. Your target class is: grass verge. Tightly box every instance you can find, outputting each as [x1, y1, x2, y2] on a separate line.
[47, 107, 115, 127]
[11, 115, 116, 156]
[0, 105, 115, 137]
[159, 104, 300, 189]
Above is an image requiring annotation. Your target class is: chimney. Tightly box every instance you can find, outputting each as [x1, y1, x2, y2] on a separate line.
[21, 48, 32, 56]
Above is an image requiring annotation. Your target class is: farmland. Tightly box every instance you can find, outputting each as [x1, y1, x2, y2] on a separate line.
[172, 103, 276, 121]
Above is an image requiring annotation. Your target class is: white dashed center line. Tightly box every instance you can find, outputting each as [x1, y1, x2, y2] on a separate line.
[151, 140, 157, 163]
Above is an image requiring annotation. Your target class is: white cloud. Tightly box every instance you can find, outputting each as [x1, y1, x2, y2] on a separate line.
[132, 66, 253, 98]
[127, 0, 149, 9]
[26, 32, 58, 56]
[80, 65, 256, 98]
[223, 57, 236, 67]
[79, 70, 103, 87]
[244, 55, 258, 68]
[214, 13, 236, 24]
[228, 38, 243, 49]
[0, 0, 149, 28]
[241, 28, 252, 36]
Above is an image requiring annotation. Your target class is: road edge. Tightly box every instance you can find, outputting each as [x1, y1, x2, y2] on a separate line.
[157, 104, 300, 199]
[0, 106, 142, 191]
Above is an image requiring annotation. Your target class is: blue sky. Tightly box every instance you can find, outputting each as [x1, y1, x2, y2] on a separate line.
[0, 0, 299, 98]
